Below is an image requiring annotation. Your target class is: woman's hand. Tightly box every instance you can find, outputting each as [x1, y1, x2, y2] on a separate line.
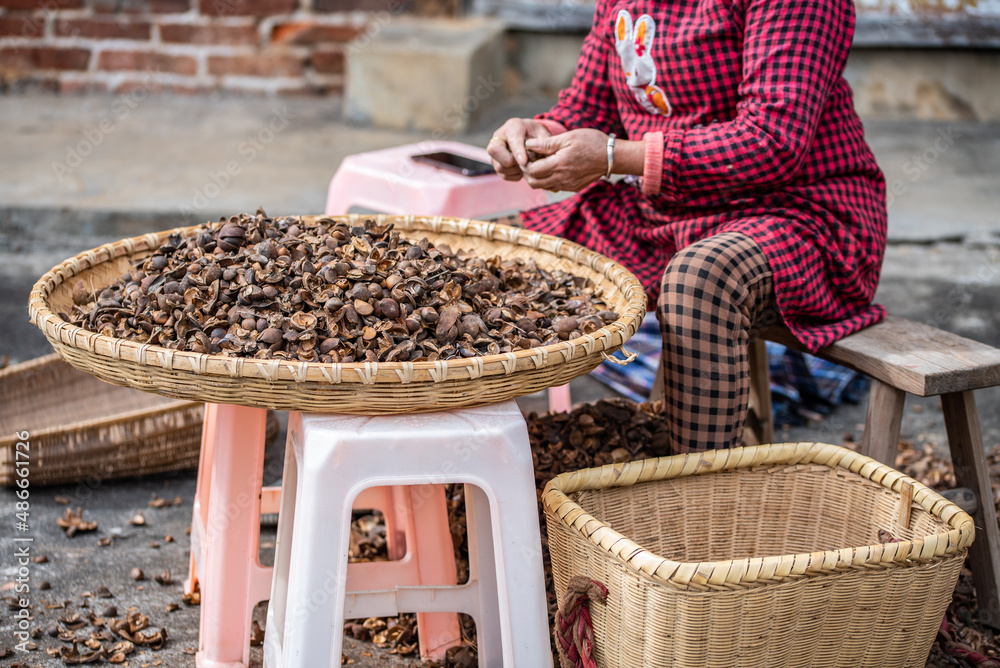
[521, 129, 609, 192]
[487, 118, 552, 181]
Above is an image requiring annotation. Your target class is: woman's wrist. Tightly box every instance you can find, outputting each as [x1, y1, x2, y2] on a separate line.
[610, 138, 646, 177]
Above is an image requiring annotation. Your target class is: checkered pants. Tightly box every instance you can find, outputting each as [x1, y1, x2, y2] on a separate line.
[657, 232, 777, 454]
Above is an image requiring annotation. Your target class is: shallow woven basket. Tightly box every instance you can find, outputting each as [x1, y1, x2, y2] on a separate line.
[0, 354, 277, 487]
[543, 442, 974, 668]
[28, 215, 646, 413]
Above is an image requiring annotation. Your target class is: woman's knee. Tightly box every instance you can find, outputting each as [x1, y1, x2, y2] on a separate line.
[660, 234, 755, 304]
[658, 233, 778, 340]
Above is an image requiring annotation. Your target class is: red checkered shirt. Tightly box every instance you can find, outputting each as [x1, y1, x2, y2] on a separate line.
[522, 0, 888, 352]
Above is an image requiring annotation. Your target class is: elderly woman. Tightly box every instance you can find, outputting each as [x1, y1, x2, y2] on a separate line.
[488, 0, 886, 454]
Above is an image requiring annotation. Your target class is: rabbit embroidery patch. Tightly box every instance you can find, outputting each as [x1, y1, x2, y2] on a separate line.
[614, 9, 671, 116]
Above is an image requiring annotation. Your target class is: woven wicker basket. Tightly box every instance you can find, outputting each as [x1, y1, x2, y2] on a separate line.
[28, 215, 646, 413]
[543, 442, 974, 668]
[0, 354, 277, 487]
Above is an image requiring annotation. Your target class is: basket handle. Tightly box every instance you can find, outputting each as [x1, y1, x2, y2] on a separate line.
[600, 346, 638, 366]
[898, 479, 914, 529]
[555, 576, 607, 668]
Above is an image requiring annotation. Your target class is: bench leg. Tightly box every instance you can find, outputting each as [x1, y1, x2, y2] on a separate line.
[942, 390, 1000, 628]
[650, 354, 665, 403]
[744, 337, 774, 446]
[860, 379, 906, 465]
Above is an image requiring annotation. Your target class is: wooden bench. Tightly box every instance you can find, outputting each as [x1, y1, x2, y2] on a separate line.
[743, 315, 1000, 627]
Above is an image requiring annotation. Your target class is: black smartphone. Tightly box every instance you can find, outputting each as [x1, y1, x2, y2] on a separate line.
[411, 151, 494, 177]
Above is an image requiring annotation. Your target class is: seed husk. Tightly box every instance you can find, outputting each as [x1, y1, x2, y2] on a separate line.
[68, 211, 618, 365]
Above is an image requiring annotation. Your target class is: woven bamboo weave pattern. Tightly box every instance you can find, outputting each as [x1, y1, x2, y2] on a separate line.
[0, 354, 278, 486]
[28, 215, 646, 413]
[543, 442, 973, 667]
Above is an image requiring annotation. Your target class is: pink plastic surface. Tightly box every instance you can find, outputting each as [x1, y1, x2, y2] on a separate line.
[323, 140, 548, 219]
[188, 405, 458, 666]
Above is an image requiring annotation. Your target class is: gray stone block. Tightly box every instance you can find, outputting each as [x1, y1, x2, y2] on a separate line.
[345, 17, 507, 133]
[508, 31, 584, 97]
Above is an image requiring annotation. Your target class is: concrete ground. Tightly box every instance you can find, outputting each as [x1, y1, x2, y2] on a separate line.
[1, 91, 999, 665]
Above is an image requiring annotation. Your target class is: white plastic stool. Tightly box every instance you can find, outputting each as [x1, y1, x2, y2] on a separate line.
[324, 140, 548, 219]
[264, 401, 553, 668]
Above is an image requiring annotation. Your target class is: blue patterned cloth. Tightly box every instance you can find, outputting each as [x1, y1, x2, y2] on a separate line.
[591, 312, 868, 426]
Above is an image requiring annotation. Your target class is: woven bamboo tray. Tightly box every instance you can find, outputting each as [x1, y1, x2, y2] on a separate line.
[0, 354, 278, 487]
[28, 215, 646, 413]
[543, 442, 974, 668]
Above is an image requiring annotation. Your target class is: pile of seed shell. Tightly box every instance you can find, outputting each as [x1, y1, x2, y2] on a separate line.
[67, 211, 618, 364]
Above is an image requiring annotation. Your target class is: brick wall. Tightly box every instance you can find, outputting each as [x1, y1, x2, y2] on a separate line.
[0, 0, 428, 94]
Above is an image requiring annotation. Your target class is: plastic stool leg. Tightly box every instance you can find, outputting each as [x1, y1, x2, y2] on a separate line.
[272, 418, 356, 667]
[401, 485, 462, 660]
[264, 430, 299, 668]
[355, 485, 407, 561]
[469, 419, 551, 667]
[186, 402, 218, 596]
[464, 483, 503, 666]
[195, 405, 269, 668]
[547, 384, 572, 413]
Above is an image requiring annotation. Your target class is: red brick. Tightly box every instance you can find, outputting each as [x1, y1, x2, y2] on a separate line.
[0, 0, 83, 9]
[97, 49, 197, 75]
[56, 18, 152, 39]
[0, 46, 90, 70]
[270, 21, 359, 44]
[208, 52, 302, 77]
[114, 78, 164, 93]
[92, 0, 190, 13]
[197, 0, 296, 17]
[310, 47, 342, 74]
[0, 13, 46, 39]
[160, 22, 258, 45]
[59, 79, 109, 94]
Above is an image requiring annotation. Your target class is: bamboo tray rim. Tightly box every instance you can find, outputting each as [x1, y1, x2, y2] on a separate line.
[0, 353, 200, 449]
[28, 214, 647, 388]
[542, 441, 975, 589]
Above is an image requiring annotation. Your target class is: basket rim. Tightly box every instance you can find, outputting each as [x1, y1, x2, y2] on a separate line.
[27, 214, 646, 388]
[0, 399, 202, 449]
[0, 353, 201, 449]
[542, 441, 975, 590]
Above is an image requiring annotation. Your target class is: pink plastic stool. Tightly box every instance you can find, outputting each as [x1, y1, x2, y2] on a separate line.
[324, 140, 571, 415]
[546, 384, 572, 413]
[186, 404, 459, 667]
[324, 140, 548, 219]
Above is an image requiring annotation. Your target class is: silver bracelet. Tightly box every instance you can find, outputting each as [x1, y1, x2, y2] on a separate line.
[605, 133, 616, 179]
